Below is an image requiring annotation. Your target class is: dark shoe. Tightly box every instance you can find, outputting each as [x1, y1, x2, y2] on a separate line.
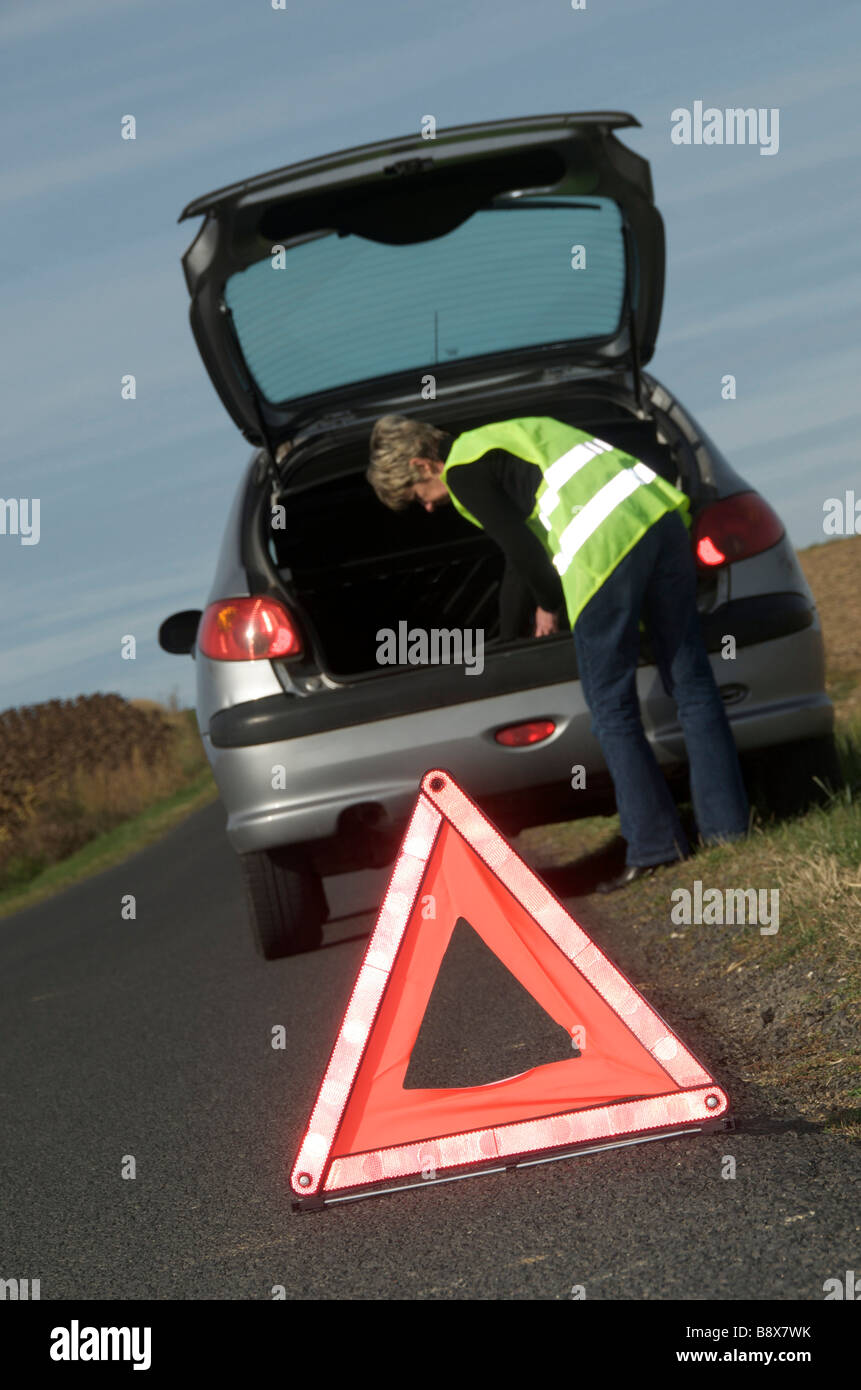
[595, 861, 680, 894]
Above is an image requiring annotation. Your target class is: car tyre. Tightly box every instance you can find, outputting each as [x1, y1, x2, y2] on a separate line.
[743, 733, 844, 819]
[240, 847, 327, 959]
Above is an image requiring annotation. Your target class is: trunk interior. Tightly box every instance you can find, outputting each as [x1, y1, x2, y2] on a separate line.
[269, 391, 696, 680]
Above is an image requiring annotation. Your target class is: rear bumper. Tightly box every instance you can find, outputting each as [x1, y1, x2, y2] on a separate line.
[209, 591, 815, 749]
[201, 603, 831, 856]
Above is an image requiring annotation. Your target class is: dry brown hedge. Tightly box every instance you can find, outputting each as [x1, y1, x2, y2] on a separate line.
[0, 694, 206, 885]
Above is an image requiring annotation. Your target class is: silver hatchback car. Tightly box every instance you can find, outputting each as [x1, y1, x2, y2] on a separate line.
[160, 112, 836, 959]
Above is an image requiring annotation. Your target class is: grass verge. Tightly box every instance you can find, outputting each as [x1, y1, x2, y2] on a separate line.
[520, 719, 861, 1141]
[0, 768, 218, 920]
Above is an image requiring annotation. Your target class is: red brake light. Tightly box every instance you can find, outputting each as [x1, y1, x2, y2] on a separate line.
[696, 535, 726, 566]
[495, 720, 556, 747]
[197, 596, 303, 660]
[692, 492, 784, 569]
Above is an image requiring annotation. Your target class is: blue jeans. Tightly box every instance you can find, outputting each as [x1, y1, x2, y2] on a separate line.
[573, 511, 749, 866]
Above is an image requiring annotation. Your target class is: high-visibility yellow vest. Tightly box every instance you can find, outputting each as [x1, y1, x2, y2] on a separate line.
[442, 416, 690, 626]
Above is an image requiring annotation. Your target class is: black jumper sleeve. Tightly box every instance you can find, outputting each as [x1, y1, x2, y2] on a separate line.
[445, 449, 566, 639]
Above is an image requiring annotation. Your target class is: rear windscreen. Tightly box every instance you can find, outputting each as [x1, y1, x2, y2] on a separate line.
[223, 196, 627, 403]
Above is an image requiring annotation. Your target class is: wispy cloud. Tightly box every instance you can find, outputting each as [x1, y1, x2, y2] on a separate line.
[0, 0, 141, 42]
[659, 273, 861, 351]
[0, 0, 693, 209]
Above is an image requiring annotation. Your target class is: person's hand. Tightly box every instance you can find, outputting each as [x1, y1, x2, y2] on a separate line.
[534, 607, 560, 637]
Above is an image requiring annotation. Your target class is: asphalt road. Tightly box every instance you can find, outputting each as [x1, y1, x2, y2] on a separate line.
[1, 801, 857, 1301]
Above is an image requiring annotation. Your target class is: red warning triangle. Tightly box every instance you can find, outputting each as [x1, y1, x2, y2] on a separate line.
[290, 770, 729, 1206]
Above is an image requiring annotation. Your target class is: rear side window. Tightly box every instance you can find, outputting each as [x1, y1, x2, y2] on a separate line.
[224, 196, 627, 403]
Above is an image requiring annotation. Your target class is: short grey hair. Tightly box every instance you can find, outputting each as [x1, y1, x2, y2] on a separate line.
[367, 415, 450, 510]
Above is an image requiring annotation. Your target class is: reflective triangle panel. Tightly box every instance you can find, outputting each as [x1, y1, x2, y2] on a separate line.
[290, 770, 728, 1202]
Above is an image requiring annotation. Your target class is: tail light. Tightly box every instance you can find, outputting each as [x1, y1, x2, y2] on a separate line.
[495, 720, 556, 747]
[197, 596, 303, 660]
[692, 492, 784, 569]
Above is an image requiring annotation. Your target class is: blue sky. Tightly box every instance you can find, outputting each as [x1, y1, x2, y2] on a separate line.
[1, 0, 858, 712]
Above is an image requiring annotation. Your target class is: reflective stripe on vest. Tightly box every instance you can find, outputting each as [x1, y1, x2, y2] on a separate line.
[442, 417, 689, 626]
[537, 437, 614, 532]
[552, 460, 658, 575]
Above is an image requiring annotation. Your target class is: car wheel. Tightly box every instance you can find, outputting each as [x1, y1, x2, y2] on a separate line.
[743, 734, 844, 819]
[240, 847, 327, 959]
